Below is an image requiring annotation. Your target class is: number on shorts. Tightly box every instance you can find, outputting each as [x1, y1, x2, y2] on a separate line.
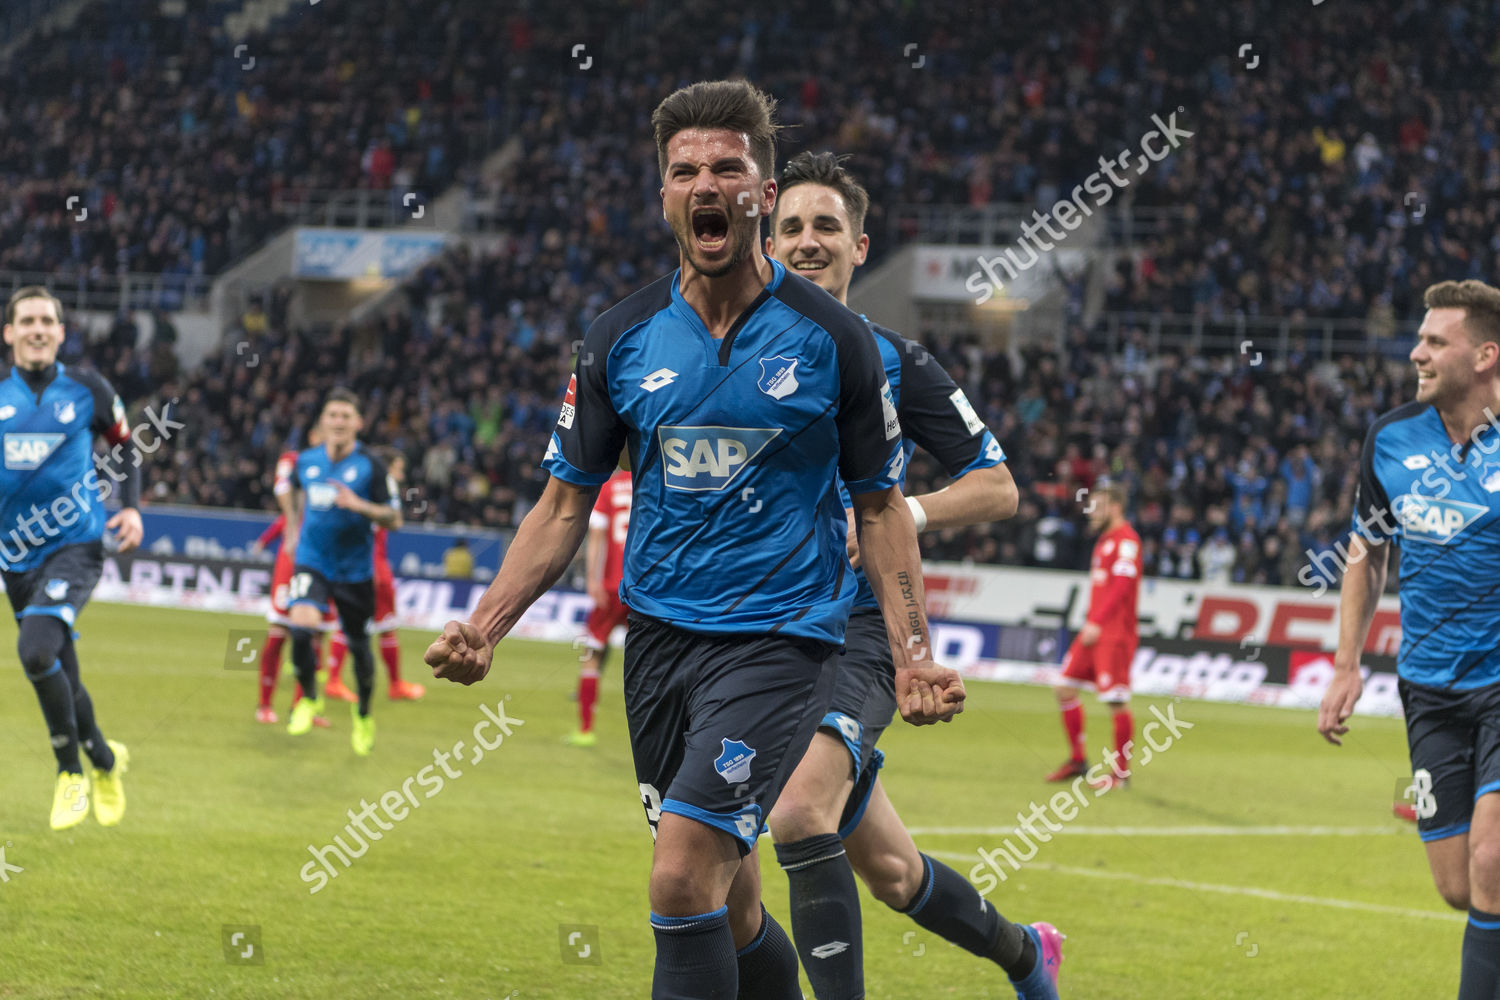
[639, 782, 663, 840]
[287, 573, 312, 601]
[1410, 769, 1437, 820]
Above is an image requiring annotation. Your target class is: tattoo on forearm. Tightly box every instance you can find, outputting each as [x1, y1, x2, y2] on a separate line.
[896, 570, 925, 652]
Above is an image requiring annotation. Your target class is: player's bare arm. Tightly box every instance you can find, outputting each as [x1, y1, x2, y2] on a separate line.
[906, 463, 1018, 531]
[333, 483, 402, 530]
[584, 522, 607, 608]
[1318, 531, 1389, 746]
[425, 476, 600, 685]
[851, 486, 965, 725]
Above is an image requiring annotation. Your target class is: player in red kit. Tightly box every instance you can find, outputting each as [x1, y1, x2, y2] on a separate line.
[566, 467, 631, 747]
[325, 448, 424, 701]
[1047, 481, 1142, 791]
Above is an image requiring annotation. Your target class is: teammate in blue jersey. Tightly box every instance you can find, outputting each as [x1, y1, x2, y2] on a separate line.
[1320, 280, 1500, 999]
[765, 152, 1063, 1000]
[425, 80, 965, 1000]
[2, 286, 139, 829]
[284, 388, 402, 754]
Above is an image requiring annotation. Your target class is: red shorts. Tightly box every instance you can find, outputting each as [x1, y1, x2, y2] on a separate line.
[583, 590, 629, 650]
[1061, 635, 1136, 701]
[370, 567, 397, 633]
[267, 550, 338, 629]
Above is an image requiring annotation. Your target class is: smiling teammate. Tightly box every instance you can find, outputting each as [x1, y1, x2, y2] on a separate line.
[1320, 280, 1500, 999]
[426, 81, 965, 999]
[2, 286, 138, 829]
[765, 151, 1062, 1000]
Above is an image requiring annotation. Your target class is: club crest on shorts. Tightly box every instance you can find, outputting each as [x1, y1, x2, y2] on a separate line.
[757, 356, 799, 400]
[45, 578, 69, 600]
[715, 739, 757, 784]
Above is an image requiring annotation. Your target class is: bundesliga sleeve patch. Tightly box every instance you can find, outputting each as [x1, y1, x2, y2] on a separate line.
[881, 381, 900, 441]
[557, 374, 577, 429]
[948, 389, 985, 436]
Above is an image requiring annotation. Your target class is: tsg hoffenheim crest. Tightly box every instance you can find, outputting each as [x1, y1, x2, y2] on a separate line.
[714, 739, 757, 784]
[757, 357, 799, 400]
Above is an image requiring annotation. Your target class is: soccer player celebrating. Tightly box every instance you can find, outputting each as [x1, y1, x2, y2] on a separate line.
[763, 152, 1062, 1000]
[324, 447, 424, 702]
[284, 389, 402, 754]
[1047, 481, 1141, 792]
[1320, 280, 1500, 998]
[568, 465, 632, 747]
[1, 286, 137, 829]
[426, 80, 964, 999]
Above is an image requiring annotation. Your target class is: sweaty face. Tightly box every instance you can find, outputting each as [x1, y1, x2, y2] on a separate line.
[661, 129, 772, 279]
[767, 183, 868, 301]
[1411, 308, 1486, 407]
[4, 297, 65, 370]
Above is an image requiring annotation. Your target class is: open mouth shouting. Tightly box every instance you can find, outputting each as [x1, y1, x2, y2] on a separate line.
[691, 205, 730, 254]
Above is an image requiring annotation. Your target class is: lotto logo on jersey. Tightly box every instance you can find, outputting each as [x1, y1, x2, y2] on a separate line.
[3, 433, 64, 470]
[658, 426, 781, 492]
[1393, 493, 1488, 544]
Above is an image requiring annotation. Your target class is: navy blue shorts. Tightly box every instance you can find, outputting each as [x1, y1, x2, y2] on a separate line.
[623, 613, 837, 853]
[1400, 677, 1500, 842]
[821, 608, 897, 836]
[3, 541, 103, 628]
[289, 566, 374, 638]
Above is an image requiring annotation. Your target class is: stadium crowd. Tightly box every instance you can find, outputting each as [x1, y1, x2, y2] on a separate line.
[17, 0, 1491, 596]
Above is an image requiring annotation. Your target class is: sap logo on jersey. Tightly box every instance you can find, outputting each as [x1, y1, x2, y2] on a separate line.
[1393, 493, 1488, 543]
[757, 356, 800, 400]
[658, 426, 781, 491]
[3, 433, 64, 470]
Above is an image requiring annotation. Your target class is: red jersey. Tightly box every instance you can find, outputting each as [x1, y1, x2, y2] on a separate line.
[1085, 521, 1142, 636]
[589, 470, 632, 595]
[273, 449, 297, 499]
[373, 526, 392, 579]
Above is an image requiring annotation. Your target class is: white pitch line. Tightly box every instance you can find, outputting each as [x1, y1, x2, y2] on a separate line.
[908, 825, 1403, 837]
[922, 851, 1464, 924]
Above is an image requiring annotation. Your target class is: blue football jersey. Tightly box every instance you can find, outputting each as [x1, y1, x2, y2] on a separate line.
[293, 443, 395, 583]
[843, 323, 1007, 611]
[1352, 401, 1500, 688]
[543, 258, 903, 644]
[0, 364, 131, 572]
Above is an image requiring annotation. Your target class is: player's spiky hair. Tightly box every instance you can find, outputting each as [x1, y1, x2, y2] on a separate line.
[1096, 481, 1129, 509]
[5, 285, 63, 326]
[652, 80, 780, 181]
[773, 151, 870, 236]
[1425, 280, 1500, 348]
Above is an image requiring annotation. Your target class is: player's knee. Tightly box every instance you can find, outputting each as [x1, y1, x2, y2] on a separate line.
[769, 788, 840, 843]
[648, 858, 725, 917]
[17, 617, 66, 677]
[1054, 684, 1078, 704]
[861, 844, 923, 908]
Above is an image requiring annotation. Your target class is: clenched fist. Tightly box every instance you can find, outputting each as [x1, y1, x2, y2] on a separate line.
[426, 620, 495, 686]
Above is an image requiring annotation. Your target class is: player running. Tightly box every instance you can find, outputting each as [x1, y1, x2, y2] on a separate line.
[1319, 280, 1500, 999]
[567, 466, 632, 747]
[252, 427, 336, 724]
[284, 389, 402, 755]
[325, 447, 424, 703]
[426, 80, 964, 999]
[1, 286, 137, 829]
[764, 151, 1061, 1000]
[1046, 481, 1141, 793]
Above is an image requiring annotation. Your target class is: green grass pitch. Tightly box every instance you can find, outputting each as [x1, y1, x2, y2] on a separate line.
[0, 603, 1457, 997]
